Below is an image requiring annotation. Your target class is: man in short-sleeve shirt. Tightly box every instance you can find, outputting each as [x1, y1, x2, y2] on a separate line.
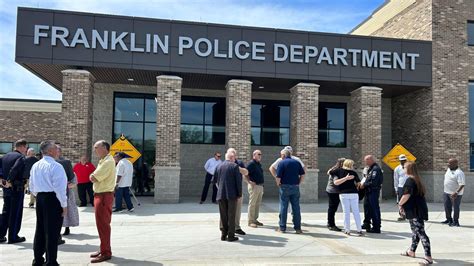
[442, 158, 466, 227]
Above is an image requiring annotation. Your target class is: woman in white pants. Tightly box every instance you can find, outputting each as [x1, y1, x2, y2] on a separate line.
[329, 159, 363, 236]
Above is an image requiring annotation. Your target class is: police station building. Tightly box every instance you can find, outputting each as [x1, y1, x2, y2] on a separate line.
[1, 0, 473, 203]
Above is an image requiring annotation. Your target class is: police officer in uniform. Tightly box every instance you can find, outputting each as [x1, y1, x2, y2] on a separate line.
[360, 155, 383, 233]
[0, 139, 28, 244]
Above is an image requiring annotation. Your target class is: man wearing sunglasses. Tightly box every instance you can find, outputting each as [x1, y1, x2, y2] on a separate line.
[200, 152, 222, 204]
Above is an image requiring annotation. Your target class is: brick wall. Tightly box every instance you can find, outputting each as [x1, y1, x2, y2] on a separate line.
[60, 70, 95, 163]
[0, 111, 62, 144]
[225, 80, 252, 161]
[371, 0, 432, 41]
[350, 87, 383, 167]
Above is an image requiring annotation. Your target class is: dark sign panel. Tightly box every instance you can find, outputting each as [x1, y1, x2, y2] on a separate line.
[16, 7, 432, 86]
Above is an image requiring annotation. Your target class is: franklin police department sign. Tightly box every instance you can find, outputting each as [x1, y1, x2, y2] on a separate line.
[33, 25, 420, 70]
[15, 7, 432, 86]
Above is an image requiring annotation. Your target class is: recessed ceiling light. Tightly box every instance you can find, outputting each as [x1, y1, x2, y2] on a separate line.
[127, 78, 134, 82]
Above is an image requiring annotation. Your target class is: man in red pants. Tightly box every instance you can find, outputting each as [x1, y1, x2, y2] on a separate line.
[89, 140, 116, 263]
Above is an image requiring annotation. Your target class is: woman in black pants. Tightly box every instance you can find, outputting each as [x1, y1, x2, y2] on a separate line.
[326, 158, 345, 231]
[399, 161, 433, 265]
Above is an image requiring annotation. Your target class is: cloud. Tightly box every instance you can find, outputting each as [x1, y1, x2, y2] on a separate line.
[0, 0, 381, 100]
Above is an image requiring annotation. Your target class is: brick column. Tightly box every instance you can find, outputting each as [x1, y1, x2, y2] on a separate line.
[155, 75, 182, 203]
[290, 83, 319, 203]
[225, 79, 252, 200]
[350, 86, 383, 168]
[61, 69, 95, 163]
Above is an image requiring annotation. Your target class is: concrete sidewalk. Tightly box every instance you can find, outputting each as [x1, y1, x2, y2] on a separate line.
[0, 197, 473, 265]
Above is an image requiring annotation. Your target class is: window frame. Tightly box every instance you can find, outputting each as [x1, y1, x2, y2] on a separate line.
[112, 92, 157, 165]
[251, 99, 291, 146]
[468, 20, 474, 46]
[318, 102, 347, 148]
[180, 96, 226, 144]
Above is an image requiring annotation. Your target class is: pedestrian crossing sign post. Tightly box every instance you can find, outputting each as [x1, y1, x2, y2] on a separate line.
[109, 134, 142, 164]
[382, 143, 416, 170]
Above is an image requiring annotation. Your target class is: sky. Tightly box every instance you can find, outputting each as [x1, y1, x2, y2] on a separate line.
[0, 0, 384, 100]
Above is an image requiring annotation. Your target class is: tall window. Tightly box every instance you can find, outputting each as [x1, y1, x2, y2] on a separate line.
[181, 96, 225, 144]
[469, 82, 474, 171]
[251, 100, 290, 146]
[113, 93, 156, 166]
[468, 21, 474, 46]
[319, 102, 346, 147]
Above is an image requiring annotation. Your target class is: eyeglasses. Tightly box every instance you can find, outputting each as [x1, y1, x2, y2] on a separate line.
[216, 155, 221, 158]
[257, 154, 262, 156]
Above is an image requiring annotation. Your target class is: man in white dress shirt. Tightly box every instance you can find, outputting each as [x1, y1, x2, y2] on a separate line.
[29, 141, 67, 266]
[442, 158, 466, 227]
[393, 154, 408, 221]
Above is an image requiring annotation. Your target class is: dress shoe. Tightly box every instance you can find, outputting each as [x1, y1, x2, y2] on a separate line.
[220, 235, 227, 241]
[79, 203, 87, 207]
[397, 217, 406, 221]
[8, 236, 26, 244]
[57, 239, 65, 245]
[90, 251, 101, 258]
[450, 221, 460, 227]
[295, 229, 303, 234]
[227, 236, 239, 242]
[199, 201, 203, 204]
[367, 228, 381, 234]
[91, 255, 112, 263]
[328, 226, 342, 232]
[0, 236, 7, 243]
[441, 219, 452, 224]
[63, 227, 70, 236]
[361, 224, 371, 230]
[248, 223, 258, 228]
[235, 229, 246, 235]
[255, 221, 264, 226]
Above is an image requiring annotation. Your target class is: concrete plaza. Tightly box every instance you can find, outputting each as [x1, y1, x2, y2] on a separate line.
[0, 197, 473, 265]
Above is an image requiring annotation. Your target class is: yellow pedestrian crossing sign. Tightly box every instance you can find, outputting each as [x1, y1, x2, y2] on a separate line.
[109, 134, 142, 164]
[382, 143, 416, 170]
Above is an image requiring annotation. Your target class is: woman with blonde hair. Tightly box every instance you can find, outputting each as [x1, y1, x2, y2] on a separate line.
[399, 161, 433, 265]
[329, 159, 363, 236]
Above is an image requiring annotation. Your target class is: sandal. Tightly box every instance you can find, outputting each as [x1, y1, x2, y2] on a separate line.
[419, 258, 433, 265]
[400, 251, 415, 258]
[344, 231, 351, 236]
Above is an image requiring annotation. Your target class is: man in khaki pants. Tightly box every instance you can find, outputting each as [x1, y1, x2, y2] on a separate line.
[246, 150, 264, 228]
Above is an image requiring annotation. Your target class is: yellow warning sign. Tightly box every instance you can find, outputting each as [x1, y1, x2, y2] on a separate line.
[382, 143, 416, 170]
[109, 134, 142, 164]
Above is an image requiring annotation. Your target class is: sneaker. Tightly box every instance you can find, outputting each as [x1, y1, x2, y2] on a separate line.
[235, 229, 246, 235]
[344, 231, 351, 236]
[128, 208, 135, 212]
[248, 223, 258, 228]
[441, 219, 452, 224]
[276, 228, 286, 233]
[112, 209, 122, 213]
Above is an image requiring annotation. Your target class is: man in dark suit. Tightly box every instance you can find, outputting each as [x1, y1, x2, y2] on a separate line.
[0, 139, 28, 244]
[212, 150, 242, 242]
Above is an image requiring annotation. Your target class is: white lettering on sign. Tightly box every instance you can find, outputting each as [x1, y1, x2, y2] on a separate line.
[32, 24, 421, 70]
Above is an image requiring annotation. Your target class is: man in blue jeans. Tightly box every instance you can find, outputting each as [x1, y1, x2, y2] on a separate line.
[275, 149, 305, 234]
[113, 152, 134, 213]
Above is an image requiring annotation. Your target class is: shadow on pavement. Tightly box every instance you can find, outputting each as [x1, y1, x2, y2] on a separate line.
[63, 233, 96, 241]
[111, 256, 163, 265]
[238, 233, 288, 247]
[304, 232, 347, 239]
[364, 230, 412, 240]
